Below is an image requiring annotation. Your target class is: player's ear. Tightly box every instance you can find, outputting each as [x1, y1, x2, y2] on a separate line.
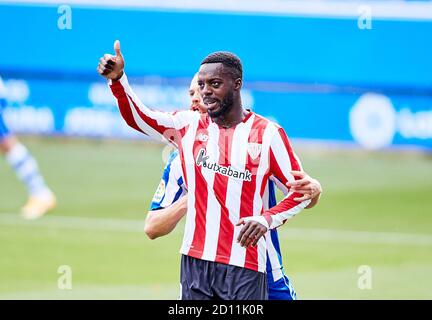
[234, 78, 242, 91]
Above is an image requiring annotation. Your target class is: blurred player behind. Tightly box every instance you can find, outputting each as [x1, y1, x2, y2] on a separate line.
[0, 75, 56, 219]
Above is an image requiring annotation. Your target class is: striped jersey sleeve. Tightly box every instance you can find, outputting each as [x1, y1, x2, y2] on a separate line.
[109, 73, 198, 146]
[263, 126, 311, 229]
[150, 150, 186, 210]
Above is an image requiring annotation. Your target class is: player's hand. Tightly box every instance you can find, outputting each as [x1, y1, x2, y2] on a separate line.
[97, 40, 125, 81]
[286, 170, 322, 202]
[236, 218, 268, 248]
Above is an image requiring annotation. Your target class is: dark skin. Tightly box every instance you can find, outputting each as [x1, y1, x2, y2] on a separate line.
[198, 63, 269, 248]
[236, 218, 269, 248]
[97, 42, 269, 248]
[197, 63, 246, 128]
[97, 40, 124, 81]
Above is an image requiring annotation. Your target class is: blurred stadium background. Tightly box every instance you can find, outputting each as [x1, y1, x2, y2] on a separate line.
[0, 0, 431, 299]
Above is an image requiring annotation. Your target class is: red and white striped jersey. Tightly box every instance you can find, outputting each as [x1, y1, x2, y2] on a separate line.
[110, 74, 311, 273]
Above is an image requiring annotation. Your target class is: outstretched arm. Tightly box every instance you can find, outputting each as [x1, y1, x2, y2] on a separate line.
[145, 196, 187, 239]
[271, 171, 322, 209]
[236, 127, 312, 247]
[262, 127, 312, 229]
[97, 40, 197, 145]
[287, 171, 322, 209]
[144, 151, 188, 239]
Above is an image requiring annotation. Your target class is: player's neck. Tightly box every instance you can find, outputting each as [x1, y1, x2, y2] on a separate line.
[214, 104, 248, 129]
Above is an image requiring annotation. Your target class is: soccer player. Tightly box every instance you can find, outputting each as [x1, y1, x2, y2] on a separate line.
[98, 41, 316, 299]
[0, 75, 56, 219]
[145, 74, 322, 300]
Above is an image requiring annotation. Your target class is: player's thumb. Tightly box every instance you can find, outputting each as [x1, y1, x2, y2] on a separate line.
[235, 218, 245, 226]
[114, 40, 123, 59]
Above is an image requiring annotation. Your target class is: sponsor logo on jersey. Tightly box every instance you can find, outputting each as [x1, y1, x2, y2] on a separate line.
[152, 179, 166, 203]
[196, 148, 252, 181]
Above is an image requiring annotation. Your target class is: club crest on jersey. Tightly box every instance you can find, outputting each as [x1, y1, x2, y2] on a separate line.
[196, 149, 252, 181]
[247, 143, 262, 160]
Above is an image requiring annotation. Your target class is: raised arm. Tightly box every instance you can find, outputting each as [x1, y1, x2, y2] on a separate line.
[97, 40, 197, 145]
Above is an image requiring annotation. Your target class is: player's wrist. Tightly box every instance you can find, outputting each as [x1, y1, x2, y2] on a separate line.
[112, 71, 124, 82]
[242, 215, 269, 230]
[261, 213, 273, 229]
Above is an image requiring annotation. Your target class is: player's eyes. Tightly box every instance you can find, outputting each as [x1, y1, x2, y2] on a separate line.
[212, 82, 220, 87]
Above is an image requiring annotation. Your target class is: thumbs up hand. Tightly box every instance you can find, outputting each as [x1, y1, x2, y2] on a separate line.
[97, 40, 125, 81]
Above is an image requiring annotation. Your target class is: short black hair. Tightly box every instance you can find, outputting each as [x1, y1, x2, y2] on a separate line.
[201, 51, 243, 80]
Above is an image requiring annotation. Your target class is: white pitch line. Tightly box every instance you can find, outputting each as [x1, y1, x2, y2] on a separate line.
[0, 213, 143, 233]
[1, 213, 432, 247]
[277, 228, 432, 247]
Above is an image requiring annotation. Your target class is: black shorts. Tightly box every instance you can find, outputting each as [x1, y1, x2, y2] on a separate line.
[180, 254, 268, 300]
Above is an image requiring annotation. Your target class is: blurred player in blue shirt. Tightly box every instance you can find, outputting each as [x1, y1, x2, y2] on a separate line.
[0, 75, 56, 219]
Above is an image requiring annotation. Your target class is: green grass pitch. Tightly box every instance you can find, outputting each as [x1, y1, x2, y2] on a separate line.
[1, 137, 431, 299]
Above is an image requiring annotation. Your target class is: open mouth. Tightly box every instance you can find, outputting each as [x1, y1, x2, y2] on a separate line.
[204, 99, 220, 111]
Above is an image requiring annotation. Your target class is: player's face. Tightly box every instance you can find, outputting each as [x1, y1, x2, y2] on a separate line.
[189, 75, 206, 113]
[197, 63, 236, 119]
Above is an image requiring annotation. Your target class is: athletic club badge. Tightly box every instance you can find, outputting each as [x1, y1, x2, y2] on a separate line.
[247, 143, 262, 160]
